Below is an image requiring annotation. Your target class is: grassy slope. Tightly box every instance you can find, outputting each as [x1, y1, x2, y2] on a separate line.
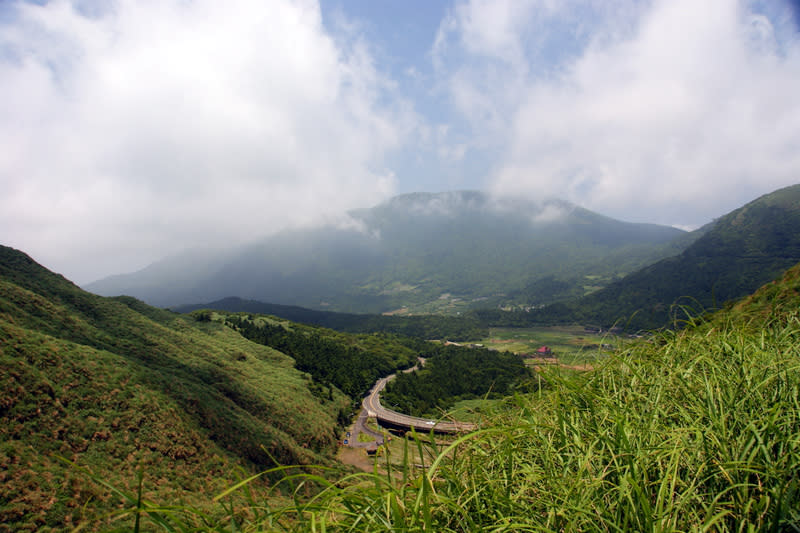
[0, 246, 349, 531]
[725, 260, 800, 325]
[263, 263, 800, 532]
[6, 240, 800, 531]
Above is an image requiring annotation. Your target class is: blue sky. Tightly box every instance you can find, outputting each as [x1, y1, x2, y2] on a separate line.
[2, 0, 800, 283]
[320, 0, 469, 191]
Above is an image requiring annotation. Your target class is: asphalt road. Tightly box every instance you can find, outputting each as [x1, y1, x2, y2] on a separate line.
[360, 369, 476, 435]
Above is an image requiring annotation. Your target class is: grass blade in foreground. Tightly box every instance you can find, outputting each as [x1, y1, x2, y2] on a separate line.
[269, 314, 800, 531]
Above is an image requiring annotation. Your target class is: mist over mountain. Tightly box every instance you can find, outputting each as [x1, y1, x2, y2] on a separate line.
[86, 191, 688, 312]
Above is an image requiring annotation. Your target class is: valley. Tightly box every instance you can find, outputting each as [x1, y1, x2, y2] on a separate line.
[480, 325, 621, 364]
[3, 184, 800, 531]
[6, 0, 800, 528]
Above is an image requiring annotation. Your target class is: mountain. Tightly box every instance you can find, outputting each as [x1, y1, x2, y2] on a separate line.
[86, 191, 688, 312]
[0, 245, 351, 529]
[523, 184, 800, 330]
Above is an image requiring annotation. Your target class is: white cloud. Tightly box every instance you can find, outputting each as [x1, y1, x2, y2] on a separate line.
[0, 0, 413, 283]
[435, 0, 800, 227]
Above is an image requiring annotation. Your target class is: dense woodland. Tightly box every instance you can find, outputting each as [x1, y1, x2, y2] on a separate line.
[472, 185, 800, 331]
[381, 343, 530, 417]
[220, 313, 530, 417]
[180, 297, 488, 340]
[221, 313, 423, 398]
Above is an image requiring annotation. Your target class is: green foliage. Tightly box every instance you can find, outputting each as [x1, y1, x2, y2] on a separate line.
[381, 344, 530, 417]
[724, 259, 800, 326]
[223, 314, 420, 398]
[176, 296, 488, 341]
[483, 184, 800, 331]
[7, 241, 800, 531]
[92, 279, 800, 532]
[266, 311, 800, 531]
[0, 245, 350, 530]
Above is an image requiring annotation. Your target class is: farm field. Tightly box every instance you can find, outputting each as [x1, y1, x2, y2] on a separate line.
[481, 325, 623, 366]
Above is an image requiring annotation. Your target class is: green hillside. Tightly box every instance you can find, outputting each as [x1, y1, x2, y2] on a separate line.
[725, 260, 800, 325]
[84, 269, 800, 531]
[175, 296, 488, 340]
[219, 313, 421, 398]
[0, 245, 352, 530]
[239, 263, 800, 532]
[481, 184, 800, 330]
[4, 246, 800, 531]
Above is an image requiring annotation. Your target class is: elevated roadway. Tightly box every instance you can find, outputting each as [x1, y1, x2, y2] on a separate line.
[362, 373, 476, 435]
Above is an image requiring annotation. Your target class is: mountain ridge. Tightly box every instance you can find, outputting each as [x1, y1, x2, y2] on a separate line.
[514, 183, 800, 329]
[86, 190, 689, 312]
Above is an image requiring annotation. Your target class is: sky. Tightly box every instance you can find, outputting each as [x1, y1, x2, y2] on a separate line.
[2, 0, 800, 284]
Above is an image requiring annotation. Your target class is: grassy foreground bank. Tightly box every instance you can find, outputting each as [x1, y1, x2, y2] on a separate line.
[288, 316, 799, 531]
[115, 309, 799, 531]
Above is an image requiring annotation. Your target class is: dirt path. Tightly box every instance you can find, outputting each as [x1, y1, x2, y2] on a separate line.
[336, 446, 375, 471]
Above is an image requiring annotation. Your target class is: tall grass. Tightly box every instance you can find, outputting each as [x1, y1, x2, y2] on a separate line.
[80, 314, 800, 532]
[261, 314, 800, 532]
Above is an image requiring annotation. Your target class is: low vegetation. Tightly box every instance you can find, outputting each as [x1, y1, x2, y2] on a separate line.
[220, 313, 422, 398]
[276, 312, 799, 531]
[100, 263, 800, 531]
[4, 243, 800, 531]
[0, 246, 352, 530]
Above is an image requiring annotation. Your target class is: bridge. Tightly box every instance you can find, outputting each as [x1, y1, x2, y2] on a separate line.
[362, 374, 476, 435]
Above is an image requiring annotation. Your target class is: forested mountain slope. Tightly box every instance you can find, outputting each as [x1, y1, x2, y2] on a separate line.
[482, 184, 800, 330]
[86, 191, 688, 312]
[0, 245, 351, 530]
[261, 261, 800, 532]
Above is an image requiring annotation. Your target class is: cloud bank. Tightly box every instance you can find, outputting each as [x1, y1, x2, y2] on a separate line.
[435, 0, 800, 227]
[0, 0, 413, 282]
[4, 0, 800, 283]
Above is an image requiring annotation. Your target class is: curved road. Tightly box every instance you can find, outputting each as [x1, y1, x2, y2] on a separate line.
[346, 409, 385, 449]
[347, 363, 476, 448]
